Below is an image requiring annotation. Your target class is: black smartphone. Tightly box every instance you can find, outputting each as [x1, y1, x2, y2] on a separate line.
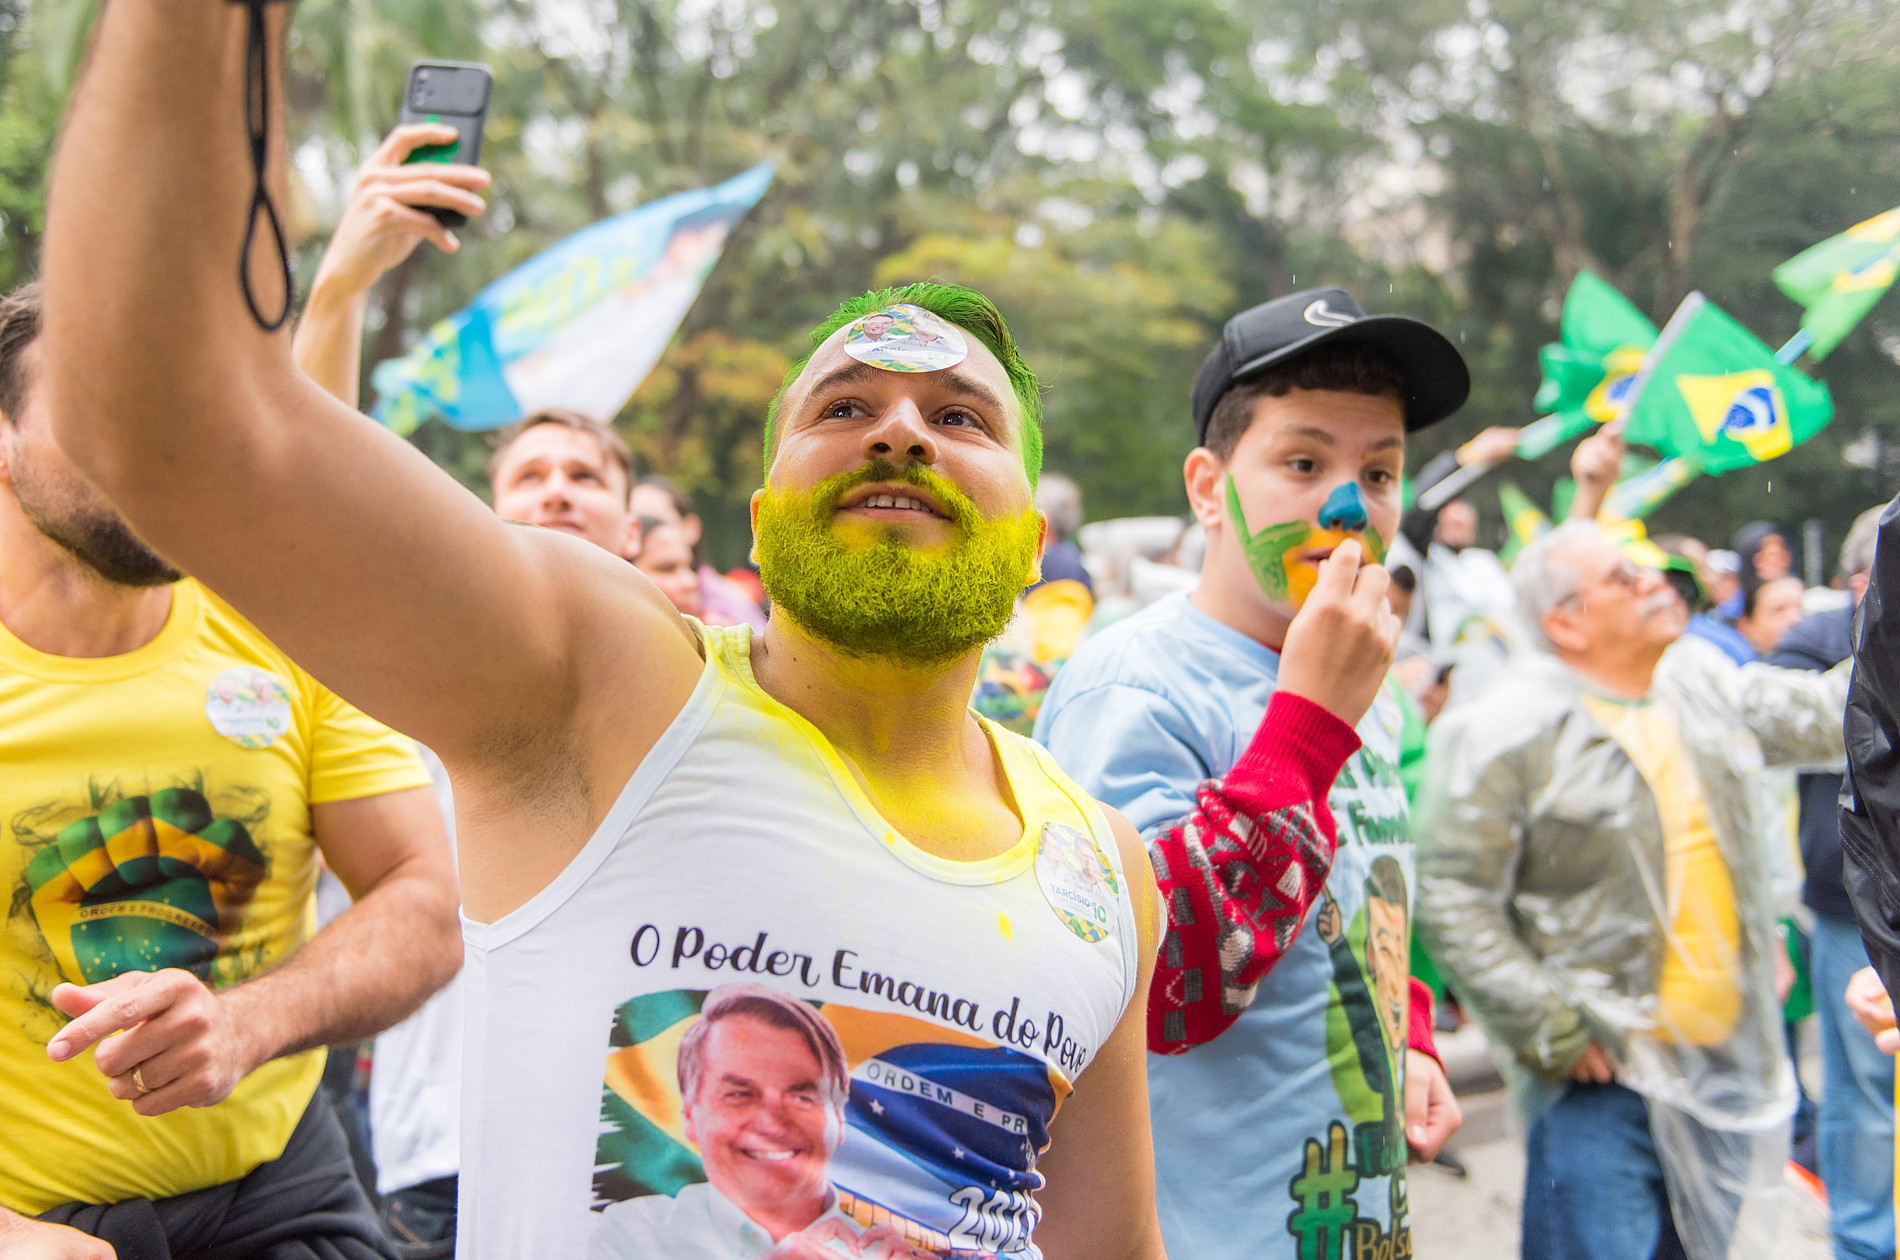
[398, 60, 494, 227]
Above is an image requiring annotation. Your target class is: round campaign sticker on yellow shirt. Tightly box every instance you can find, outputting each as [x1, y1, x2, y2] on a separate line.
[841, 303, 969, 373]
[204, 668, 292, 749]
[1035, 821, 1121, 943]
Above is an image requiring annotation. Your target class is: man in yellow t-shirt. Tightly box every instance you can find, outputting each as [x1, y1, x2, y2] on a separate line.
[0, 286, 460, 1257]
[1578, 695, 1745, 1048]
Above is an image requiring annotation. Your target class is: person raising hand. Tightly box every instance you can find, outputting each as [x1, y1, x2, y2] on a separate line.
[293, 123, 491, 406]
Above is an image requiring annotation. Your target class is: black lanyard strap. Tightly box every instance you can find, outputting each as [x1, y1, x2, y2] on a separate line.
[232, 0, 293, 332]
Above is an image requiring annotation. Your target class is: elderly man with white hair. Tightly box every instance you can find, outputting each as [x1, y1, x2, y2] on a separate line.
[1415, 520, 1851, 1260]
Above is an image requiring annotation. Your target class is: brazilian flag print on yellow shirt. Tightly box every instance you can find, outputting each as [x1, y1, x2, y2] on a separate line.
[0, 579, 430, 1215]
[27, 786, 270, 988]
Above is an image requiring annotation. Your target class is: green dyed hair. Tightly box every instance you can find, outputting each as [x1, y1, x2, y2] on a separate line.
[762, 282, 1044, 485]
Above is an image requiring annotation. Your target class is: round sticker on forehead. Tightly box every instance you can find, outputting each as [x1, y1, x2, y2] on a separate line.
[841, 303, 969, 374]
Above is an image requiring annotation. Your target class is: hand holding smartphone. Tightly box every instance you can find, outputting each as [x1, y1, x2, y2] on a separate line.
[398, 61, 493, 227]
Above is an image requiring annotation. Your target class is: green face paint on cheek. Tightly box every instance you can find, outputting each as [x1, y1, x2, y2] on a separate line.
[1225, 475, 1315, 602]
[1361, 523, 1387, 564]
[1225, 476, 1388, 607]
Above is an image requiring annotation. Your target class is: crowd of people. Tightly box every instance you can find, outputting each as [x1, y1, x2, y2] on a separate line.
[4, 9, 1900, 1260]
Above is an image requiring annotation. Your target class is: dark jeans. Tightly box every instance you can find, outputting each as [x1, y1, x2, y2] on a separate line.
[382, 1176, 456, 1259]
[1522, 1082, 1688, 1260]
[1812, 914, 1899, 1260]
[38, 1090, 398, 1260]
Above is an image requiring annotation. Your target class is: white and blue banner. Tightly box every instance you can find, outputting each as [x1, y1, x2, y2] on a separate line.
[372, 161, 773, 433]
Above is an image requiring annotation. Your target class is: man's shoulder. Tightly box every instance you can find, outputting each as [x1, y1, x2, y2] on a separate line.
[1048, 596, 1247, 706]
[593, 1184, 723, 1251]
[61, 577, 317, 706]
[1664, 630, 1735, 673]
[1433, 659, 1577, 748]
[192, 581, 307, 681]
[1034, 598, 1247, 805]
[1767, 605, 1855, 671]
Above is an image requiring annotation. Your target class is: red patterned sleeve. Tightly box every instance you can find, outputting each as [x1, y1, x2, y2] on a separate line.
[1407, 977, 1441, 1066]
[1146, 691, 1361, 1053]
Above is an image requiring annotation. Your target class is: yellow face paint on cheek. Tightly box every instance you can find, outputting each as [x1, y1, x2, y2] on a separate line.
[1285, 553, 1322, 610]
[1226, 477, 1386, 610]
[1282, 528, 1383, 608]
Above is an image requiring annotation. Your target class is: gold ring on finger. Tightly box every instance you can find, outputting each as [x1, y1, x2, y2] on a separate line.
[133, 1065, 150, 1094]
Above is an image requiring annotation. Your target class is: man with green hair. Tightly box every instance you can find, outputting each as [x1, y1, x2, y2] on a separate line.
[39, 11, 1168, 1255]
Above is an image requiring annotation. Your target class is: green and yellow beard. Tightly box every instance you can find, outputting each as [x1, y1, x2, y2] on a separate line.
[755, 460, 1042, 665]
[1226, 476, 1385, 610]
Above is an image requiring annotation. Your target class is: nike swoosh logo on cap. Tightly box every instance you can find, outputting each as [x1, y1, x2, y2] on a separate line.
[1303, 299, 1357, 328]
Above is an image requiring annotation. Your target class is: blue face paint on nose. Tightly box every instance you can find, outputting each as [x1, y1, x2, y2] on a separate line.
[1317, 481, 1369, 533]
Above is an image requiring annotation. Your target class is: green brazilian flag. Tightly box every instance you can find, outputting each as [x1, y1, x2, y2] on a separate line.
[1519, 271, 1659, 459]
[1773, 206, 1900, 361]
[1621, 293, 1833, 475]
[595, 989, 711, 1206]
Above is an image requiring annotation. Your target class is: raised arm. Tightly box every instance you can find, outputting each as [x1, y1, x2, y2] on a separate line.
[1565, 425, 1623, 522]
[1663, 639, 1850, 768]
[1139, 691, 1358, 1051]
[294, 124, 491, 405]
[1397, 426, 1520, 552]
[41, 5, 697, 775]
[1041, 546, 1396, 1053]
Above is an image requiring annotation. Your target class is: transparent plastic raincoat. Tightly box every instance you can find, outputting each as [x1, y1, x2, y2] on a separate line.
[1415, 638, 1850, 1260]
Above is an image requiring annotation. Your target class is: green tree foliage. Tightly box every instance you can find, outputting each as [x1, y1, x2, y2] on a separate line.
[0, 0, 59, 287]
[1308, 0, 1900, 552]
[7, 0, 1900, 566]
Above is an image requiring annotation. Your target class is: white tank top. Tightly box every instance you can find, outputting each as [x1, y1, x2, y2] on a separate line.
[459, 623, 1140, 1258]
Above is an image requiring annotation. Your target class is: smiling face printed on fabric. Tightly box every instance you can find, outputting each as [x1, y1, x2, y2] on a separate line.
[841, 303, 970, 374]
[1225, 475, 1387, 611]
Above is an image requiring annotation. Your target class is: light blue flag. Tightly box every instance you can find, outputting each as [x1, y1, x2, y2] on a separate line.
[372, 162, 774, 433]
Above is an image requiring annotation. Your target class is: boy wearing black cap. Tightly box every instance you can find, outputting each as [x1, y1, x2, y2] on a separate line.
[1036, 288, 1468, 1259]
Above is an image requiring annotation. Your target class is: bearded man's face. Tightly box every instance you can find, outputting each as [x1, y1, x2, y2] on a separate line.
[752, 326, 1043, 665]
[755, 459, 1040, 663]
[3, 350, 181, 588]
